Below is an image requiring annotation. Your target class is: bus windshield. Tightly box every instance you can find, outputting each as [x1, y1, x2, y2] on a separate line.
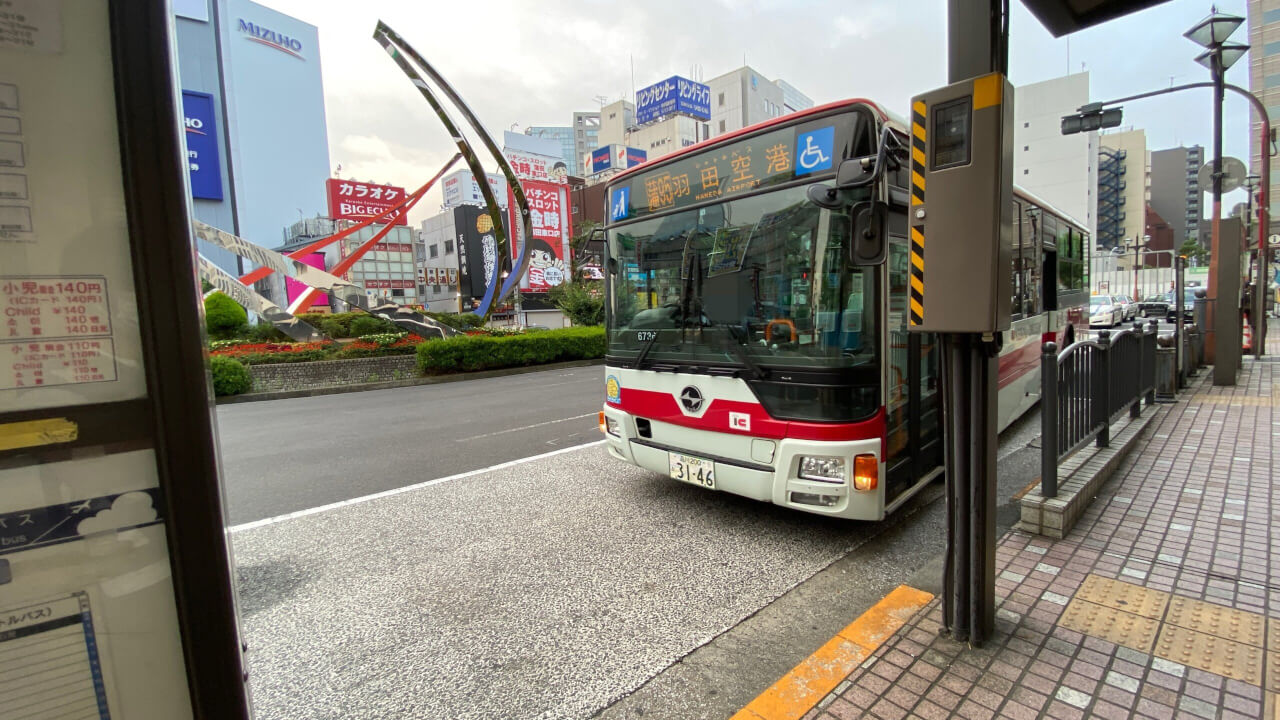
[606, 184, 877, 373]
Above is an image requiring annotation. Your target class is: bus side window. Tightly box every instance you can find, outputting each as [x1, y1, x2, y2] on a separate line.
[1011, 200, 1025, 320]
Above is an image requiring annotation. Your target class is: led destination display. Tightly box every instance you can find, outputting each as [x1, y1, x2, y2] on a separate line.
[606, 111, 866, 223]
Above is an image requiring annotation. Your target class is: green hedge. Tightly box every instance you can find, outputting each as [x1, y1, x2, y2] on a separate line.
[416, 326, 604, 374]
[210, 356, 252, 396]
[205, 292, 247, 339]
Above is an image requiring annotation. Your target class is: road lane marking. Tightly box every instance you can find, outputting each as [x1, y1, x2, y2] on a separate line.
[227, 440, 606, 534]
[730, 585, 934, 720]
[456, 412, 597, 441]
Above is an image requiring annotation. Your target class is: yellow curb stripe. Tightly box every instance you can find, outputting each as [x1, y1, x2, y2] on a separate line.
[735, 585, 934, 720]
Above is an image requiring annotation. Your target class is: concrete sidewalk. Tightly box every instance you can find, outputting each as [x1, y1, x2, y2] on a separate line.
[736, 342, 1279, 719]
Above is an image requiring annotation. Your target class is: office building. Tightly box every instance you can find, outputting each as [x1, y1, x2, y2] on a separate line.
[174, 0, 331, 280]
[1248, 0, 1280, 230]
[1096, 129, 1149, 250]
[1012, 73, 1098, 236]
[573, 111, 601, 172]
[1149, 146, 1205, 249]
[280, 217, 422, 310]
[526, 126, 575, 170]
[707, 67, 814, 137]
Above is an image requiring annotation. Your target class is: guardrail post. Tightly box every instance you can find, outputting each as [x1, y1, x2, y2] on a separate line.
[1145, 320, 1157, 405]
[1095, 330, 1111, 448]
[1131, 321, 1143, 418]
[1041, 341, 1058, 498]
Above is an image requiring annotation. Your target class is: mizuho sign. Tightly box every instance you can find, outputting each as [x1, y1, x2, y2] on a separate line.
[237, 19, 304, 59]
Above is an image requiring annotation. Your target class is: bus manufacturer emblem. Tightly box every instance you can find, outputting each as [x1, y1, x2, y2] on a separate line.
[679, 386, 703, 412]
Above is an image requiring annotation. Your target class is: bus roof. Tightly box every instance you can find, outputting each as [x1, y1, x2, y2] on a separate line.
[1012, 185, 1089, 234]
[600, 97, 1086, 235]
[607, 98, 901, 184]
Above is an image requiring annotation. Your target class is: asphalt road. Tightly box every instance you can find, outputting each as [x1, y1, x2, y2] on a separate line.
[218, 365, 1045, 720]
[215, 367, 604, 526]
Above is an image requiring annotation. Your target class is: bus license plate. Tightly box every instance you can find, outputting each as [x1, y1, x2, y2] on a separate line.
[669, 452, 715, 489]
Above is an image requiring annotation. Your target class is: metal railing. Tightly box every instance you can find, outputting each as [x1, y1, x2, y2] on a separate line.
[1040, 320, 1158, 497]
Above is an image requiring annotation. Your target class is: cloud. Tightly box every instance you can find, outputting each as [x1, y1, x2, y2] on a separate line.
[256, 0, 1254, 223]
[77, 492, 158, 537]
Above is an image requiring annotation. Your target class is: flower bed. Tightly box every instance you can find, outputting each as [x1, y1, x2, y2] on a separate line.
[331, 333, 428, 359]
[210, 334, 435, 364]
[210, 341, 333, 365]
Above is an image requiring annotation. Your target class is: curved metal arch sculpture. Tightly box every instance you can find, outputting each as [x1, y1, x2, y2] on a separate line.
[372, 21, 537, 319]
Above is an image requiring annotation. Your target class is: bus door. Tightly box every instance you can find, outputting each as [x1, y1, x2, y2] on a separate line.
[884, 216, 942, 500]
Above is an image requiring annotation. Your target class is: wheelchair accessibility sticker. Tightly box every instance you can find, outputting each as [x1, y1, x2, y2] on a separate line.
[794, 126, 834, 176]
[610, 186, 630, 221]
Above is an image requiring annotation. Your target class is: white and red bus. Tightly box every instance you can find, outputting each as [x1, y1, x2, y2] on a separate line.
[598, 99, 1089, 520]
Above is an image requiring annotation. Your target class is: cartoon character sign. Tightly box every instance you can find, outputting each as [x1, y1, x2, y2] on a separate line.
[527, 237, 566, 289]
[550, 161, 569, 184]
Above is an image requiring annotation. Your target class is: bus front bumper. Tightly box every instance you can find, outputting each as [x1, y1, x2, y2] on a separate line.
[601, 406, 885, 521]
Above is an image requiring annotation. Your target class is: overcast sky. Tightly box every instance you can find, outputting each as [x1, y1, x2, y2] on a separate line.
[256, 0, 1257, 223]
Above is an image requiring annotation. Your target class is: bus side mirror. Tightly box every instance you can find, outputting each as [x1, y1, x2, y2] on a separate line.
[607, 257, 618, 274]
[850, 201, 887, 266]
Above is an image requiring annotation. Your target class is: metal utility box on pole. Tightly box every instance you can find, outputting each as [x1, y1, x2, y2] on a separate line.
[916, 0, 1014, 645]
[908, 75, 1014, 333]
[934, 0, 1171, 646]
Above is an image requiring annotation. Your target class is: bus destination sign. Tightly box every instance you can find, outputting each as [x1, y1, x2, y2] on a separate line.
[608, 111, 864, 223]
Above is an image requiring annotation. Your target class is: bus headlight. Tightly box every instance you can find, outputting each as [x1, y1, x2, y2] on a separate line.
[798, 455, 845, 483]
[603, 414, 621, 437]
[853, 454, 878, 492]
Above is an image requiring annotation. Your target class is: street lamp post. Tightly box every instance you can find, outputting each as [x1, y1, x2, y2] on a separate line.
[1243, 173, 1263, 356]
[1185, 10, 1249, 374]
[1132, 234, 1152, 300]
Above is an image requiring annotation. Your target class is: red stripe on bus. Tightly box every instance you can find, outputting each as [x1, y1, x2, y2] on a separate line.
[617, 388, 886, 447]
[997, 342, 1040, 390]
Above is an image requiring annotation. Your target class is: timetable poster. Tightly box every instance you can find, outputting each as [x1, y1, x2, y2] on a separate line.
[0, 593, 111, 719]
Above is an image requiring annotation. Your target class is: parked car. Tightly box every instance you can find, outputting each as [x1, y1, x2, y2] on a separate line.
[1138, 294, 1170, 318]
[1089, 295, 1123, 327]
[1165, 288, 1199, 323]
[1114, 295, 1139, 321]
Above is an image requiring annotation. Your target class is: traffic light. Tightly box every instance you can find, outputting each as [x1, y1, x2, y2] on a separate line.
[1061, 103, 1123, 135]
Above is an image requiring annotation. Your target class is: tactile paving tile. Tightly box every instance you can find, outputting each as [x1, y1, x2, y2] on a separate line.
[1270, 617, 1280, 651]
[1075, 574, 1169, 619]
[1155, 624, 1264, 685]
[1268, 652, 1280, 693]
[1165, 595, 1266, 648]
[1061, 597, 1160, 653]
[1188, 395, 1276, 406]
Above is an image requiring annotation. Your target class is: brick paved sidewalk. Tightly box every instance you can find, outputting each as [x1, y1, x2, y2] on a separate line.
[800, 352, 1278, 720]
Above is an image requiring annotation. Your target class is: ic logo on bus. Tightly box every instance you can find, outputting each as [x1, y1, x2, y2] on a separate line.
[679, 386, 703, 412]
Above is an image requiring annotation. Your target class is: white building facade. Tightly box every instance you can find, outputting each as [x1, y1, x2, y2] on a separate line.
[1012, 73, 1098, 236]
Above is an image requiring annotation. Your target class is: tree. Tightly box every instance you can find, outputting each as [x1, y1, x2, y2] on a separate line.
[547, 280, 604, 326]
[204, 291, 248, 339]
[569, 219, 601, 283]
[1178, 237, 1209, 266]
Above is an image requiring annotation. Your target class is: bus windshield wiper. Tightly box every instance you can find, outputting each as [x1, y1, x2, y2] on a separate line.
[634, 330, 662, 369]
[714, 323, 767, 380]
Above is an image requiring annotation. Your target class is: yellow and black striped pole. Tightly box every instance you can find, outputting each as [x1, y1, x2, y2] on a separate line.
[909, 100, 927, 327]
